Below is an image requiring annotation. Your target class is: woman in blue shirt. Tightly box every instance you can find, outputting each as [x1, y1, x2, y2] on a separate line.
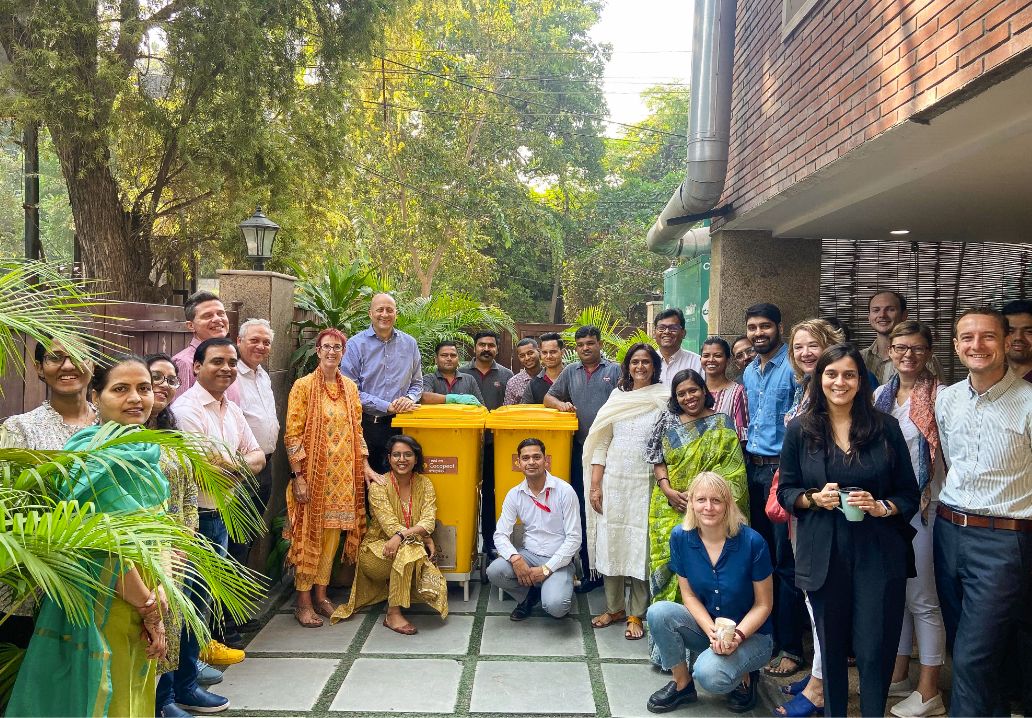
[646, 472, 774, 714]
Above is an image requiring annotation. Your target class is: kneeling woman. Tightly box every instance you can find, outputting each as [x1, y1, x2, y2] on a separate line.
[332, 435, 448, 633]
[646, 472, 773, 715]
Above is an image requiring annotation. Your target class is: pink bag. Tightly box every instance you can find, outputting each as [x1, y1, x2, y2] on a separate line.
[765, 469, 790, 524]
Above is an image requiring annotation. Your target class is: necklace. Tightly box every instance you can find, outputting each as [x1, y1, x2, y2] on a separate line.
[322, 373, 342, 401]
[390, 472, 413, 528]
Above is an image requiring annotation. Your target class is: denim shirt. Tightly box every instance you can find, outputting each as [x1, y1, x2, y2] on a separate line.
[742, 343, 797, 457]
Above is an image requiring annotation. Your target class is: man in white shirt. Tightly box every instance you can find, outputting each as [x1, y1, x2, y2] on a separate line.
[486, 438, 582, 621]
[235, 319, 279, 512]
[654, 309, 702, 387]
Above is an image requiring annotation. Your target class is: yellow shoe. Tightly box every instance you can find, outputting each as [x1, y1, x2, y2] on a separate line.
[200, 640, 245, 666]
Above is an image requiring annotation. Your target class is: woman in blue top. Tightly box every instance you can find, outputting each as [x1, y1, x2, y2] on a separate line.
[646, 471, 774, 714]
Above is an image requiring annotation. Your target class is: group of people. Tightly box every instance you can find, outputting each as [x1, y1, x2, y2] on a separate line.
[0, 284, 1029, 718]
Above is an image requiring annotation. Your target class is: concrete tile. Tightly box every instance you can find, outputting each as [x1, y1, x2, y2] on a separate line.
[246, 613, 362, 654]
[361, 613, 473, 655]
[470, 660, 596, 714]
[602, 662, 761, 717]
[330, 657, 463, 713]
[479, 615, 585, 657]
[401, 580, 481, 614]
[217, 657, 338, 711]
[593, 619, 652, 660]
[486, 585, 581, 615]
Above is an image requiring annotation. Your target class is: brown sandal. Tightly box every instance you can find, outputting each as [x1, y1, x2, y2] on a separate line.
[382, 618, 418, 635]
[591, 610, 627, 628]
[313, 598, 337, 619]
[294, 606, 323, 628]
[625, 615, 644, 640]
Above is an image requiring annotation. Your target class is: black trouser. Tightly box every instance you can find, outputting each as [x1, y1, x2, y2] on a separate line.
[747, 460, 805, 662]
[480, 433, 496, 554]
[569, 440, 591, 578]
[362, 414, 399, 474]
[228, 453, 273, 568]
[808, 520, 906, 718]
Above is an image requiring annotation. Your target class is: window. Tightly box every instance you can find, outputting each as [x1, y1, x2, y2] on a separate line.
[783, 0, 824, 40]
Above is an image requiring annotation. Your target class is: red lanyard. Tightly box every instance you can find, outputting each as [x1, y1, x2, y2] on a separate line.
[530, 487, 552, 513]
[390, 473, 413, 528]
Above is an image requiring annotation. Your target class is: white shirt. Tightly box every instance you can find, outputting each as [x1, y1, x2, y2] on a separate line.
[235, 361, 279, 455]
[884, 395, 946, 502]
[935, 369, 1032, 519]
[659, 348, 703, 387]
[172, 382, 262, 509]
[494, 472, 582, 572]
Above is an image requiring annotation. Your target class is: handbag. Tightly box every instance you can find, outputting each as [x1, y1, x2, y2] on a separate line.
[765, 468, 790, 524]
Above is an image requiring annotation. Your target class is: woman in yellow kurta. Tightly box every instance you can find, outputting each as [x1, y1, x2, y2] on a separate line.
[284, 328, 368, 628]
[332, 435, 448, 634]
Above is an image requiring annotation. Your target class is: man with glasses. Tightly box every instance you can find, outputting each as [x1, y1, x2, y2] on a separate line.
[731, 335, 756, 375]
[653, 309, 702, 387]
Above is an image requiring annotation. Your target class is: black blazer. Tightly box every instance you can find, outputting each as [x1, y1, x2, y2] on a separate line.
[777, 416, 920, 592]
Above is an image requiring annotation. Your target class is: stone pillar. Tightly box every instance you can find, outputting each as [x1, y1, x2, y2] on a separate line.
[217, 269, 297, 575]
[708, 230, 822, 338]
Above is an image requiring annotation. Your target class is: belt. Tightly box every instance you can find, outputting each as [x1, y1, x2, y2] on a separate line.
[748, 454, 780, 466]
[362, 413, 392, 424]
[937, 504, 1032, 533]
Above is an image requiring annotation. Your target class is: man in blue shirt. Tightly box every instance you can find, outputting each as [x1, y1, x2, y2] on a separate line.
[740, 303, 804, 677]
[340, 293, 422, 476]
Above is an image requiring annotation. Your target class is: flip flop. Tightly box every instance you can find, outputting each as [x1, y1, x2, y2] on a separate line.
[294, 607, 323, 628]
[780, 674, 812, 696]
[591, 610, 627, 628]
[624, 616, 644, 640]
[382, 619, 418, 635]
[764, 653, 803, 677]
[773, 692, 824, 717]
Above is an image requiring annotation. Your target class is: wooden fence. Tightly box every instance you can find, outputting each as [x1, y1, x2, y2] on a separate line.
[0, 300, 240, 421]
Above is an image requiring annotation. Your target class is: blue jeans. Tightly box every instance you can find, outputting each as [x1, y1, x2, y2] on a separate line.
[647, 601, 773, 695]
[197, 510, 229, 624]
[934, 515, 1032, 717]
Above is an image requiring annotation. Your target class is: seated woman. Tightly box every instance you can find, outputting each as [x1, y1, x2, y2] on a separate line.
[332, 435, 448, 633]
[645, 472, 774, 715]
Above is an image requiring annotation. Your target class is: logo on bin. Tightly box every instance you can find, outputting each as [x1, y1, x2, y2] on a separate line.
[426, 456, 459, 474]
[510, 454, 553, 471]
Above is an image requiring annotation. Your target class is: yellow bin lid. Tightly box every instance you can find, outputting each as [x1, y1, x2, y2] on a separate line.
[485, 404, 579, 431]
[391, 404, 488, 429]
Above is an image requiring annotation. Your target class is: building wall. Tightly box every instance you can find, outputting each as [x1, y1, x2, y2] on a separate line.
[723, 0, 1032, 219]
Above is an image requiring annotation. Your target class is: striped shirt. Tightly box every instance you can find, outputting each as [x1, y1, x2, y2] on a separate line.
[935, 369, 1032, 519]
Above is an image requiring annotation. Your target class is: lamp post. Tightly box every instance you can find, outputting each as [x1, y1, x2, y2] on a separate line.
[238, 205, 280, 271]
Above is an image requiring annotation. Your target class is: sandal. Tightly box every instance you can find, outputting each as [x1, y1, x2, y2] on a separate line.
[773, 692, 823, 717]
[591, 610, 627, 629]
[382, 618, 418, 635]
[764, 653, 803, 677]
[294, 606, 323, 628]
[780, 674, 811, 696]
[313, 598, 337, 619]
[624, 616, 644, 640]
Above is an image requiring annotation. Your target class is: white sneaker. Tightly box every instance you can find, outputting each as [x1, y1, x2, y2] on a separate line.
[890, 690, 946, 718]
[888, 679, 914, 697]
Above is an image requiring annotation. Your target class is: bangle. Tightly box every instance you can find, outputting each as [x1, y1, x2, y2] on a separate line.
[734, 629, 746, 642]
[394, 530, 405, 540]
[657, 477, 670, 485]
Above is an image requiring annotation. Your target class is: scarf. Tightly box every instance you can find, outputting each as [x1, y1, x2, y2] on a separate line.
[874, 373, 941, 521]
[581, 383, 669, 468]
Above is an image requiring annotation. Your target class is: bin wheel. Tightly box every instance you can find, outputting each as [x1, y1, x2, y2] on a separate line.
[479, 553, 489, 583]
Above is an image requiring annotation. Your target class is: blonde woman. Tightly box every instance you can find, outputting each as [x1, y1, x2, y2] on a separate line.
[645, 472, 774, 714]
[785, 319, 845, 424]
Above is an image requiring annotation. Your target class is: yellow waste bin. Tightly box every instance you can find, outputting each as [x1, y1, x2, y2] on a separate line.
[485, 404, 579, 519]
[391, 404, 488, 600]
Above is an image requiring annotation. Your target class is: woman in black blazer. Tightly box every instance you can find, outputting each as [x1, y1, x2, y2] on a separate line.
[777, 344, 919, 718]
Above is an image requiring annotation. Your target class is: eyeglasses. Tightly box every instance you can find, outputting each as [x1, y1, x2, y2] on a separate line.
[151, 372, 181, 388]
[319, 344, 345, 352]
[42, 352, 82, 367]
[390, 451, 415, 460]
[655, 324, 684, 334]
[889, 345, 930, 356]
[733, 349, 755, 359]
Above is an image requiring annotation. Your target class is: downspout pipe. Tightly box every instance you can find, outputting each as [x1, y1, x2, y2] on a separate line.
[646, 0, 736, 258]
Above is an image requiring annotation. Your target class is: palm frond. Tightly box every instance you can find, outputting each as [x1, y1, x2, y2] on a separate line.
[395, 293, 515, 372]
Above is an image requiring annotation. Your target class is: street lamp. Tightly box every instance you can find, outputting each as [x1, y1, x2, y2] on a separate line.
[238, 205, 280, 271]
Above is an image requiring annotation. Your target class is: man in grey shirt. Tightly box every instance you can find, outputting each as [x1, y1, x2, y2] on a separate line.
[421, 341, 484, 405]
[544, 325, 620, 593]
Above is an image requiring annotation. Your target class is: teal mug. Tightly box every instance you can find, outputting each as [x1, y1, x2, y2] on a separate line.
[837, 487, 865, 522]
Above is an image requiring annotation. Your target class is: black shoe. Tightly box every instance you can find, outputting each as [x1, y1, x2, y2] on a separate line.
[215, 626, 245, 650]
[228, 618, 261, 633]
[574, 576, 603, 594]
[647, 680, 698, 713]
[726, 670, 759, 713]
[509, 587, 541, 621]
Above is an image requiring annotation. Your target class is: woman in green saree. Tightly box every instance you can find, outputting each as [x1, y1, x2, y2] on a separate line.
[7, 356, 169, 718]
[644, 369, 748, 607]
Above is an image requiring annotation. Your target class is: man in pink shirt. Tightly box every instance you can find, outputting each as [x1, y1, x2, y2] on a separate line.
[172, 290, 240, 403]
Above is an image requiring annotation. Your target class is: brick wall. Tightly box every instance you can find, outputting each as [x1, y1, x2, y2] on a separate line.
[723, 0, 1032, 219]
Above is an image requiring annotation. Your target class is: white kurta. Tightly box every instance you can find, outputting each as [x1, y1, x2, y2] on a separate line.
[585, 407, 661, 580]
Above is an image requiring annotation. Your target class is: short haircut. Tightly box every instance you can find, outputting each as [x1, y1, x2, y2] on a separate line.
[32, 333, 55, 364]
[184, 290, 222, 321]
[517, 437, 546, 456]
[473, 330, 500, 343]
[539, 332, 564, 349]
[315, 328, 347, 347]
[238, 318, 274, 341]
[787, 319, 845, 380]
[619, 342, 662, 391]
[574, 325, 601, 341]
[435, 340, 459, 354]
[701, 336, 731, 357]
[954, 307, 1009, 337]
[90, 354, 148, 395]
[667, 369, 716, 414]
[655, 308, 686, 328]
[888, 320, 934, 348]
[1002, 299, 1032, 317]
[731, 334, 750, 347]
[194, 337, 236, 365]
[386, 434, 425, 474]
[745, 303, 782, 325]
[516, 337, 539, 350]
[868, 290, 907, 314]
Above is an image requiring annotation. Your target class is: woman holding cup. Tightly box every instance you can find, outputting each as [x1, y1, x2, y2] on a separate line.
[645, 472, 774, 714]
[777, 344, 919, 718]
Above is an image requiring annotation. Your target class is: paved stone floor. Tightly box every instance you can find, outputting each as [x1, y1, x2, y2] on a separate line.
[217, 580, 763, 718]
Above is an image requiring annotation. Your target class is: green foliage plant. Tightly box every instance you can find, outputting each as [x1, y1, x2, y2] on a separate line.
[563, 304, 657, 364]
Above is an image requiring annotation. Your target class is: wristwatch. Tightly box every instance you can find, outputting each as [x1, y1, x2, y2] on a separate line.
[804, 489, 819, 510]
[878, 500, 893, 517]
[541, 565, 552, 578]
